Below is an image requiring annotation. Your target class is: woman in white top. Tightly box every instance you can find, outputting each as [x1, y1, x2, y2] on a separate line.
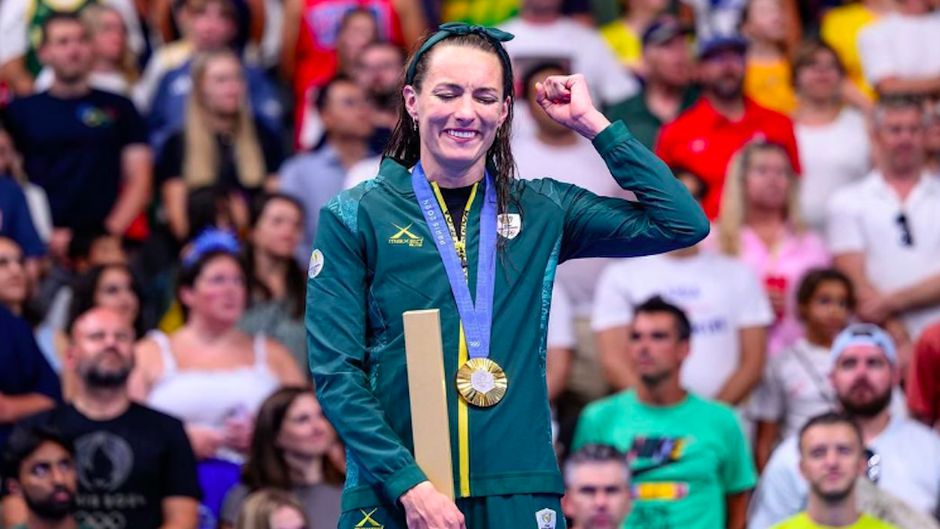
[130, 229, 305, 460]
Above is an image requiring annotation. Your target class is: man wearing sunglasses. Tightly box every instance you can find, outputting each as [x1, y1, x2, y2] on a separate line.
[574, 296, 757, 529]
[827, 96, 940, 341]
[750, 324, 940, 529]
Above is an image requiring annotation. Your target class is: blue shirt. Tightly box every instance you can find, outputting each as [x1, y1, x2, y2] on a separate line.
[0, 305, 62, 448]
[0, 178, 44, 257]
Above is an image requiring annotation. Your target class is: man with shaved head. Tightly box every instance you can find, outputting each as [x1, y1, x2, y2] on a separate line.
[1, 308, 200, 529]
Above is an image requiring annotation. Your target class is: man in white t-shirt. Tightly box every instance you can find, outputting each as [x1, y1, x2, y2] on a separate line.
[499, 0, 638, 114]
[827, 96, 940, 342]
[748, 324, 940, 529]
[857, 0, 940, 98]
[592, 243, 773, 403]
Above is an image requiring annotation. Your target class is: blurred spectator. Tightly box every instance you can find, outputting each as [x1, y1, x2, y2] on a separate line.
[575, 298, 757, 529]
[3, 13, 152, 258]
[500, 0, 639, 114]
[442, 0, 519, 25]
[858, 0, 940, 99]
[561, 444, 632, 529]
[592, 239, 772, 404]
[34, 5, 140, 97]
[145, 0, 284, 156]
[606, 17, 698, 150]
[0, 302, 60, 451]
[0, 426, 79, 529]
[281, 0, 424, 145]
[241, 194, 308, 371]
[715, 140, 829, 354]
[39, 263, 144, 397]
[220, 388, 343, 529]
[0, 177, 45, 271]
[0, 126, 52, 245]
[0, 0, 143, 95]
[773, 413, 898, 529]
[5, 307, 201, 529]
[598, 0, 670, 72]
[130, 232, 304, 525]
[792, 41, 871, 231]
[155, 50, 283, 242]
[655, 35, 799, 218]
[741, 0, 796, 115]
[819, 0, 889, 105]
[750, 324, 940, 528]
[928, 98, 940, 173]
[352, 41, 406, 153]
[234, 489, 310, 529]
[827, 97, 940, 343]
[680, 0, 748, 42]
[749, 268, 855, 470]
[0, 236, 31, 317]
[279, 77, 374, 262]
[907, 320, 940, 430]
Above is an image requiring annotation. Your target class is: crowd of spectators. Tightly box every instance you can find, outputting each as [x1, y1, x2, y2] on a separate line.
[2, 0, 940, 528]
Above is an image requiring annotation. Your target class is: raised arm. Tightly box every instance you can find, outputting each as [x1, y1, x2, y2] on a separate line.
[533, 74, 709, 262]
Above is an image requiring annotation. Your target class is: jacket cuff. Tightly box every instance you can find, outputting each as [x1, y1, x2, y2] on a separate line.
[591, 120, 633, 157]
[382, 463, 429, 505]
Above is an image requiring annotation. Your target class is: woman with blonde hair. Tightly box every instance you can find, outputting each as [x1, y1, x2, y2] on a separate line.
[716, 139, 829, 355]
[156, 49, 283, 241]
[235, 489, 309, 529]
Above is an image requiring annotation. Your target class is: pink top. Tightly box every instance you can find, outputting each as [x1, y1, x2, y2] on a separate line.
[737, 227, 831, 355]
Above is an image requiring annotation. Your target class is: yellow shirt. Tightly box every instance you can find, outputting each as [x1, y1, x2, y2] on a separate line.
[773, 512, 899, 529]
[442, 0, 519, 25]
[745, 57, 798, 115]
[600, 20, 643, 69]
[821, 4, 879, 101]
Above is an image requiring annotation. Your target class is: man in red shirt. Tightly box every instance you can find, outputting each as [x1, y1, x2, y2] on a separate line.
[655, 36, 800, 218]
[909, 321, 940, 431]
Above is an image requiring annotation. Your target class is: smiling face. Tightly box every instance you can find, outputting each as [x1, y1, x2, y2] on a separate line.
[404, 44, 509, 176]
[277, 394, 337, 457]
[180, 254, 247, 325]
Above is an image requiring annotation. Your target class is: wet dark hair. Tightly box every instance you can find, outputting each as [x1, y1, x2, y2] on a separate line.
[635, 295, 692, 341]
[66, 264, 145, 336]
[796, 268, 857, 315]
[244, 193, 306, 319]
[385, 31, 517, 217]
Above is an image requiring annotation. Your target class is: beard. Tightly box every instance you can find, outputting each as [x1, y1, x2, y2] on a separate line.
[639, 369, 672, 388]
[24, 486, 75, 521]
[811, 480, 854, 505]
[839, 382, 892, 418]
[79, 349, 133, 389]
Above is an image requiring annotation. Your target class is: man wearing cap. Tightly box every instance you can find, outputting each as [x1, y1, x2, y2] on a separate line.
[749, 323, 940, 529]
[654, 34, 800, 218]
[607, 17, 700, 150]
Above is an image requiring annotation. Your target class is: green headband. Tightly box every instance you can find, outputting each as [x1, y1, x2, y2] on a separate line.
[404, 22, 515, 86]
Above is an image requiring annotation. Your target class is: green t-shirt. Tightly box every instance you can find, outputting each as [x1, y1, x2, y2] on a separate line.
[573, 390, 757, 529]
[773, 513, 899, 529]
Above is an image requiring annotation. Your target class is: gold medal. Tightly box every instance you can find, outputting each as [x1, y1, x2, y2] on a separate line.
[456, 358, 508, 407]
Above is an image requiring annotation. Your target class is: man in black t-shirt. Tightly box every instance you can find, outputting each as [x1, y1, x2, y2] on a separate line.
[2, 13, 152, 258]
[3, 307, 200, 529]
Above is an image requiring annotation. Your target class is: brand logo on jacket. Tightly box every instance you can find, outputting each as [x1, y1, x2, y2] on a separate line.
[355, 508, 384, 528]
[388, 223, 424, 247]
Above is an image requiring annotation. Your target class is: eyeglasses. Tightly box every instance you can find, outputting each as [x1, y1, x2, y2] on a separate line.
[896, 213, 914, 247]
[864, 448, 881, 483]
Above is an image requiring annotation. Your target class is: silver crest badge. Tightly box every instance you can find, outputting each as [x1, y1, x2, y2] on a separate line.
[497, 213, 522, 240]
[535, 508, 556, 529]
[308, 249, 324, 278]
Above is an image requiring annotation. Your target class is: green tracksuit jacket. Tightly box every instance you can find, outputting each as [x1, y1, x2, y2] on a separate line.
[305, 121, 710, 512]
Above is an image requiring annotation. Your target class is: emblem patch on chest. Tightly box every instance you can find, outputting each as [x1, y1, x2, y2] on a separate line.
[497, 213, 522, 239]
[388, 223, 424, 247]
[535, 508, 557, 529]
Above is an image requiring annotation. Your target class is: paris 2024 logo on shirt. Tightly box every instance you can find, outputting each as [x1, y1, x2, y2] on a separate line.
[76, 104, 118, 128]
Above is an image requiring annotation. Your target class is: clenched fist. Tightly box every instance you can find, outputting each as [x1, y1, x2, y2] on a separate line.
[535, 73, 611, 140]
